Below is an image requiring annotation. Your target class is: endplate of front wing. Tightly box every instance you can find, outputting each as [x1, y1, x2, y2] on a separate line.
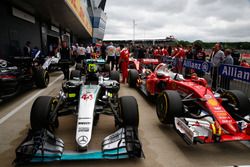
[14, 127, 143, 164]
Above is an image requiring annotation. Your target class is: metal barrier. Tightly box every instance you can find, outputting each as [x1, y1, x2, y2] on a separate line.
[218, 64, 250, 96]
[162, 57, 250, 97]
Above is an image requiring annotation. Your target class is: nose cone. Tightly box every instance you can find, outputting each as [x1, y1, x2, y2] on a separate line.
[221, 123, 239, 135]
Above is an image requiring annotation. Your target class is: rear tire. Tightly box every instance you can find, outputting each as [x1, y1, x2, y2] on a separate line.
[35, 67, 49, 88]
[70, 70, 81, 80]
[104, 63, 110, 72]
[221, 90, 250, 120]
[119, 96, 139, 127]
[128, 69, 139, 87]
[156, 90, 184, 124]
[110, 71, 120, 83]
[30, 96, 59, 131]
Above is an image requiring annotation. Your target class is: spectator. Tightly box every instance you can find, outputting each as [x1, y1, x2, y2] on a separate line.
[86, 44, 91, 59]
[138, 45, 146, 59]
[167, 46, 172, 56]
[162, 46, 168, 56]
[184, 45, 193, 78]
[240, 59, 250, 68]
[148, 47, 154, 58]
[71, 43, 78, 63]
[134, 45, 140, 58]
[173, 45, 185, 73]
[106, 42, 116, 71]
[60, 41, 71, 80]
[223, 49, 234, 65]
[153, 46, 161, 61]
[23, 41, 31, 57]
[221, 49, 234, 89]
[210, 43, 225, 90]
[76, 44, 86, 63]
[100, 42, 107, 60]
[194, 45, 206, 77]
[231, 49, 240, 65]
[115, 45, 121, 70]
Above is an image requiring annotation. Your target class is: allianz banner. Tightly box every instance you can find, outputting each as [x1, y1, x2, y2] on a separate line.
[219, 64, 250, 83]
[183, 59, 211, 73]
[162, 56, 174, 64]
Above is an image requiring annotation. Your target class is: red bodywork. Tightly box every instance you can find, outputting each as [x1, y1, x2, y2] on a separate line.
[129, 58, 159, 71]
[137, 63, 250, 143]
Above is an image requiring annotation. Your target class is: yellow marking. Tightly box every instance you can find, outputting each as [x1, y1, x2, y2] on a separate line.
[69, 93, 76, 98]
[108, 93, 113, 97]
[211, 124, 216, 135]
[207, 99, 219, 106]
[218, 127, 222, 135]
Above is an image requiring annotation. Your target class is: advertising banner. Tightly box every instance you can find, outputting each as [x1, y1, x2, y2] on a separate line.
[219, 64, 250, 83]
[183, 59, 211, 73]
[65, 0, 92, 36]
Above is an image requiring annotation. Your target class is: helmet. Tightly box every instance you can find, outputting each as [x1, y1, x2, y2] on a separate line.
[87, 63, 97, 73]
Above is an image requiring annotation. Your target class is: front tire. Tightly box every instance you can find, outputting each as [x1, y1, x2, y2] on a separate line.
[35, 67, 49, 88]
[70, 70, 81, 80]
[104, 63, 110, 72]
[30, 96, 59, 131]
[119, 96, 139, 127]
[128, 69, 139, 87]
[221, 90, 250, 120]
[110, 71, 120, 83]
[156, 90, 184, 124]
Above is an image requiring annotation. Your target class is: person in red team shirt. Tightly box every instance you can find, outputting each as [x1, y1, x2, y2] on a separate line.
[154, 46, 162, 61]
[162, 46, 168, 56]
[173, 45, 185, 73]
[153, 46, 159, 57]
[119, 44, 130, 83]
[240, 59, 250, 68]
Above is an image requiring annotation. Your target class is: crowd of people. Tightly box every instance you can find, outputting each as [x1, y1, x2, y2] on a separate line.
[98, 41, 250, 90]
[22, 40, 250, 89]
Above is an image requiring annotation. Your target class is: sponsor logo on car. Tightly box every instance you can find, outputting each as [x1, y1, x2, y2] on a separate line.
[78, 136, 88, 145]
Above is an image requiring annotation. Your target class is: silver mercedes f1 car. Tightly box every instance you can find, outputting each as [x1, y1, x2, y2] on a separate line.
[14, 60, 143, 164]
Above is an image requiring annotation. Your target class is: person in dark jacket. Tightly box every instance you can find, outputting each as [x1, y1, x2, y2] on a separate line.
[60, 41, 71, 80]
[194, 45, 206, 77]
[23, 41, 31, 57]
[100, 42, 107, 60]
[220, 49, 234, 90]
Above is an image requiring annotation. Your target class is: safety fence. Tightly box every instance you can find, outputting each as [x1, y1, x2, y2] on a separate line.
[162, 57, 250, 97]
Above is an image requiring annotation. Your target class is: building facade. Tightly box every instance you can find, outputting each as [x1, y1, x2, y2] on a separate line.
[86, 0, 107, 43]
[0, 0, 107, 59]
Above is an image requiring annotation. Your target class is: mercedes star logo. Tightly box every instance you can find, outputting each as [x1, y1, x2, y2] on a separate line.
[78, 136, 88, 145]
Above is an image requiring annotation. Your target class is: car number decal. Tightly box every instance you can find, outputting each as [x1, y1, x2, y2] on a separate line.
[82, 93, 93, 101]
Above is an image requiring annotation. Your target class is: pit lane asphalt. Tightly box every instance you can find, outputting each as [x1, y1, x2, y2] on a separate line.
[1, 72, 250, 167]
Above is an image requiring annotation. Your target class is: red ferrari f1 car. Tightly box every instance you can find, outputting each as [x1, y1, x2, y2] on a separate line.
[129, 63, 250, 144]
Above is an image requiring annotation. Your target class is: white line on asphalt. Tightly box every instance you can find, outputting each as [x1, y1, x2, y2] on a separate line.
[0, 74, 63, 125]
[241, 141, 250, 148]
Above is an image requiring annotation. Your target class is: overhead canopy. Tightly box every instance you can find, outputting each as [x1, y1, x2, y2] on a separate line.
[9, 0, 93, 39]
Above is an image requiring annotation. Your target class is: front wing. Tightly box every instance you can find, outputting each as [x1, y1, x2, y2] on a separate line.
[14, 127, 143, 164]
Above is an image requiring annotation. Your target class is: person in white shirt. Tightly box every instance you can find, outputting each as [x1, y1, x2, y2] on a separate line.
[210, 43, 225, 90]
[106, 42, 116, 71]
[76, 44, 86, 63]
